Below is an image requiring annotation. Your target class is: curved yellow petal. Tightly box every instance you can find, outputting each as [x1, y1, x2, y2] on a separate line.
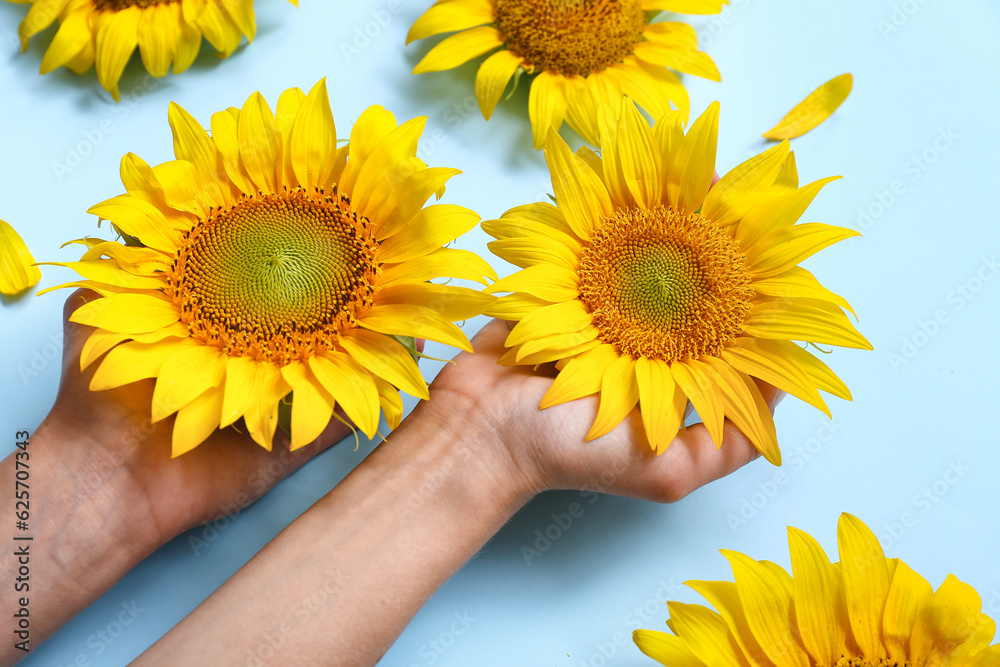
[412, 25, 503, 74]
[883, 560, 933, 663]
[685, 579, 777, 667]
[241, 365, 289, 451]
[642, 0, 727, 14]
[290, 79, 338, 190]
[374, 282, 495, 321]
[95, 8, 140, 102]
[39, 8, 91, 74]
[749, 223, 860, 280]
[838, 513, 891, 661]
[137, 4, 176, 78]
[633, 629, 708, 667]
[0, 220, 41, 295]
[150, 344, 227, 422]
[407, 0, 494, 43]
[359, 304, 473, 352]
[379, 247, 498, 286]
[373, 375, 405, 431]
[90, 338, 195, 392]
[486, 264, 580, 302]
[339, 328, 429, 400]
[586, 354, 638, 440]
[750, 266, 856, 318]
[909, 575, 984, 666]
[738, 176, 841, 252]
[666, 601, 745, 665]
[544, 130, 614, 242]
[671, 101, 719, 214]
[476, 49, 523, 120]
[670, 358, 725, 447]
[172, 385, 225, 457]
[506, 299, 591, 347]
[741, 299, 872, 351]
[210, 108, 257, 195]
[703, 141, 789, 227]
[617, 98, 663, 208]
[635, 357, 685, 454]
[279, 362, 334, 450]
[376, 203, 477, 263]
[702, 357, 779, 464]
[763, 73, 853, 140]
[237, 91, 279, 193]
[528, 71, 568, 149]
[787, 526, 848, 665]
[539, 343, 619, 409]
[308, 352, 380, 440]
[721, 337, 829, 417]
[512, 326, 600, 365]
[70, 293, 178, 334]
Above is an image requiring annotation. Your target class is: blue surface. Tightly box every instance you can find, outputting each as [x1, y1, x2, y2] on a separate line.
[2, 1, 1000, 665]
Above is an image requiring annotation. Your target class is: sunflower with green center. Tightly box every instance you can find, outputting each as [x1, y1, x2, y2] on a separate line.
[408, 0, 725, 148]
[9, 0, 296, 100]
[634, 513, 1000, 667]
[46, 80, 496, 456]
[485, 99, 870, 464]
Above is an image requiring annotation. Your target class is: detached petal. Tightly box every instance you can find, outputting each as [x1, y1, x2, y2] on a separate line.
[763, 73, 853, 140]
[0, 220, 41, 295]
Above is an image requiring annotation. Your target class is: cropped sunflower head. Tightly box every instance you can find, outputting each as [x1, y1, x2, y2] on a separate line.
[11, 0, 296, 101]
[408, 0, 725, 148]
[485, 99, 870, 464]
[47, 80, 496, 456]
[634, 513, 1000, 667]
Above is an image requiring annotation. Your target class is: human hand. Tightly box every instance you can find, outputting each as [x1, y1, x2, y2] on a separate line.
[42, 289, 352, 552]
[428, 318, 783, 505]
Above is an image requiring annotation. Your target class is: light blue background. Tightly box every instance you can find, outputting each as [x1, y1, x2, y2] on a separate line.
[2, 0, 1000, 665]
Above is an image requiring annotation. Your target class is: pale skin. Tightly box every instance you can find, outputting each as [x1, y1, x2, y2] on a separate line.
[1, 290, 780, 666]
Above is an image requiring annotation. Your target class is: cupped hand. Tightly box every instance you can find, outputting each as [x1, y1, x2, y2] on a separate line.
[429, 318, 783, 504]
[43, 289, 352, 550]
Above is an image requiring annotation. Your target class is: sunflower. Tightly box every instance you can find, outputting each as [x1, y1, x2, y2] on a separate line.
[46, 80, 496, 456]
[634, 513, 1000, 667]
[484, 99, 870, 464]
[10, 0, 296, 101]
[408, 0, 725, 148]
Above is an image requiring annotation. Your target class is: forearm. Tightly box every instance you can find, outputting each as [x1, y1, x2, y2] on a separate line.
[0, 420, 160, 665]
[135, 397, 535, 666]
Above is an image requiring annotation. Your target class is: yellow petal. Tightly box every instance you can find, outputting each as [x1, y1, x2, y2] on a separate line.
[95, 8, 140, 102]
[613, 57, 689, 123]
[617, 98, 663, 208]
[751, 266, 856, 318]
[374, 282, 495, 321]
[308, 352, 380, 439]
[367, 167, 463, 238]
[172, 385, 225, 457]
[241, 364, 289, 451]
[723, 550, 812, 667]
[377, 204, 479, 264]
[564, 76, 601, 146]
[220, 356, 264, 428]
[168, 102, 229, 205]
[670, 358, 725, 447]
[195, 0, 242, 56]
[909, 575, 984, 666]
[0, 220, 41, 295]
[412, 25, 504, 74]
[670, 102, 719, 214]
[635, 22, 720, 81]
[210, 109, 257, 195]
[238, 92, 279, 193]
[90, 338, 195, 391]
[666, 601, 745, 665]
[703, 141, 789, 227]
[407, 0, 493, 43]
[513, 327, 600, 365]
[486, 236, 579, 271]
[151, 344, 227, 422]
[506, 299, 591, 347]
[476, 49, 523, 120]
[738, 176, 841, 252]
[137, 4, 176, 78]
[763, 73, 853, 140]
[540, 343, 619, 409]
[545, 130, 614, 241]
[69, 293, 179, 334]
[721, 337, 829, 417]
[39, 8, 91, 74]
[280, 362, 334, 450]
[373, 375, 405, 431]
[883, 560, 933, 663]
[528, 71, 568, 149]
[379, 247, 498, 286]
[634, 357, 685, 453]
[485, 293, 555, 320]
[274, 85, 306, 189]
[485, 264, 580, 302]
[633, 629, 708, 666]
[741, 299, 872, 351]
[685, 580, 775, 667]
[339, 328, 429, 400]
[340, 105, 398, 195]
[787, 526, 848, 665]
[87, 194, 180, 253]
[359, 304, 473, 352]
[749, 223, 860, 279]
[42, 259, 164, 291]
[586, 354, 638, 440]
[642, 0, 727, 14]
[290, 79, 338, 190]
[702, 357, 779, 464]
[838, 513, 891, 660]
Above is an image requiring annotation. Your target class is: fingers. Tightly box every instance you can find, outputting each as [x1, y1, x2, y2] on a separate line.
[61, 288, 100, 370]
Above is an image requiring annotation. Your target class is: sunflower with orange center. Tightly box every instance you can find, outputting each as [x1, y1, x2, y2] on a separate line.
[485, 99, 870, 463]
[634, 514, 1000, 667]
[9, 0, 295, 100]
[47, 80, 496, 456]
[408, 0, 725, 148]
